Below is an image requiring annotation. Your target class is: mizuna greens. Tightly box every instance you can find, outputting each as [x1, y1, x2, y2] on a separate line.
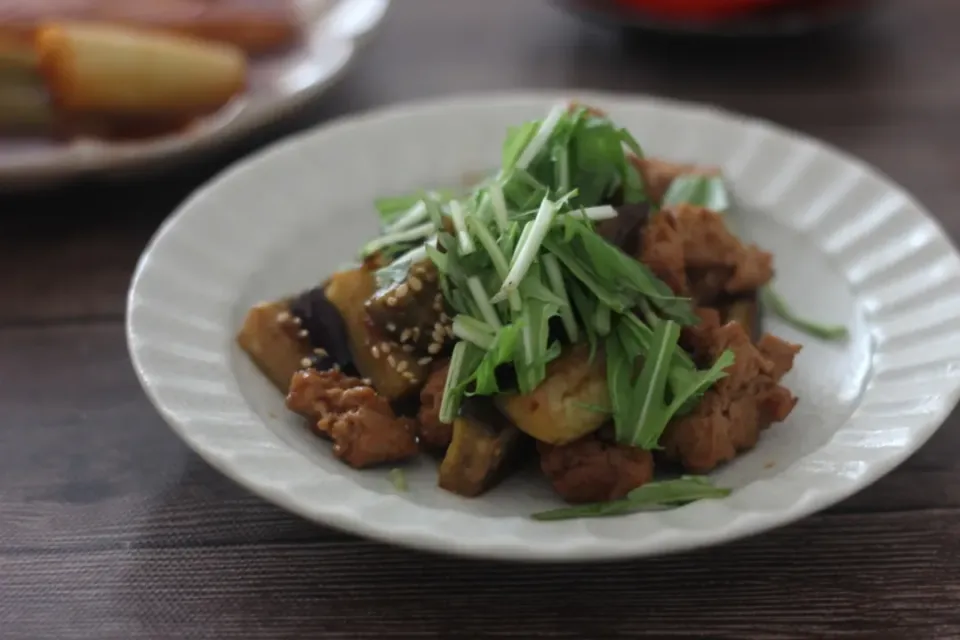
[372, 105, 736, 461]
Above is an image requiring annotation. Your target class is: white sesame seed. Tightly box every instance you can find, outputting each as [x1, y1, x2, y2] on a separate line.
[381, 342, 392, 354]
[386, 297, 398, 307]
[428, 343, 442, 355]
[297, 329, 309, 338]
[445, 326, 454, 338]
[300, 358, 312, 368]
[402, 345, 415, 353]
[396, 283, 410, 298]
[314, 348, 328, 356]
[402, 372, 417, 382]
[363, 378, 373, 386]
[397, 361, 409, 373]
[432, 330, 445, 343]
[371, 346, 380, 359]
[276, 311, 291, 323]
[387, 322, 397, 333]
[412, 327, 421, 339]
[440, 313, 450, 322]
[291, 316, 302, 326]
[400, 329, 412, 343]
[409, 276, 423, 292]
[418, 357, 433, 366]
[387, 355, 397, 368]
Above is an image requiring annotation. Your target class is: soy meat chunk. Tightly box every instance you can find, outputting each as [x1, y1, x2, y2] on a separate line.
[539, 435, 654, 504]
[662, 309, 801, 473]
[286, 369, 418, 469]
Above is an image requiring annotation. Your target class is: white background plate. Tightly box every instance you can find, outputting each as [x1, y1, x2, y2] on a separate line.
[127, 91, 960, 562]
[0, 0, 390, 187]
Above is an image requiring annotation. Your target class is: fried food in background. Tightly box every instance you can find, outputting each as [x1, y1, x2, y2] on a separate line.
[37, 22, 246, 117]
[0, 20, 249, 139]
[0, 0, 301, 54]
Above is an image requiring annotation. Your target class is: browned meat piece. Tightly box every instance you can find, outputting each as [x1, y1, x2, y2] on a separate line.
[630, 156, 718, 206]
[539, 436, 654, 504]
[286, 369, 418, 469]
[638, 207, 774, 301]
[417, 360, 452, 450]
[670, 203, 774, 294]
[663, 313, 801, 473]
[640, 209, 688, 295]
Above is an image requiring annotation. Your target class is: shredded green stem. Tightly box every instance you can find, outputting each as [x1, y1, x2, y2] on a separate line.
[452, 315, 496, 349]
[448, 200, 475, 254]
[542, 253, 578, 342]
[496, 198, 558, 300]
[761, 286, 849, 341]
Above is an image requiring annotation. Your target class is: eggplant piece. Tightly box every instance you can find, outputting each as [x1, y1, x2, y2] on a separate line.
[496, 345, 609, 446]
[438, 399, 528, 498]
[324, 266, 427, 400]
[720, 292, 761, 342]
[236, 300, 312, 392]
[365, 258, 451, 354]
[597, 202, 651, 255]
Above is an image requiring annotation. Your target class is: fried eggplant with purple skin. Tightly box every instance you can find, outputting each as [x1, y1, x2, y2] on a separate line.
[438, 398, 530, 498]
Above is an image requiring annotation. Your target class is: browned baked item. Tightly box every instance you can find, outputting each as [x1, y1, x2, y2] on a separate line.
[0, 0, 302, 54]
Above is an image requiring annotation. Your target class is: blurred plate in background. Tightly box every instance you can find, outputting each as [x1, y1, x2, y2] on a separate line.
[554, 0, 879, 39]
[0, 0, 390, 188]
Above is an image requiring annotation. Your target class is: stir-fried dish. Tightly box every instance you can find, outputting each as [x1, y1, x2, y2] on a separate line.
[237, 103, 847, 520]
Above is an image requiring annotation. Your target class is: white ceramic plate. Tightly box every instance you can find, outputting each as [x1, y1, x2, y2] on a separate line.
[127, 91, 960, 562]
[0, 0, 390, 187]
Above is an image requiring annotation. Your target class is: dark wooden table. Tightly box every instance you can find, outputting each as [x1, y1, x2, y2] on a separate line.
[3, 1, 960, 638]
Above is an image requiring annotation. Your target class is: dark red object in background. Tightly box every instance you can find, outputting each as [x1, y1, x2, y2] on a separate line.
[613, 0, 788, 21]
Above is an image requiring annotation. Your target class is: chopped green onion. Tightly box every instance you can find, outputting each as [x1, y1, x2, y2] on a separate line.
[439, 341, 483, 423]
[489, 181, 510, 232]
[515, 103, 566, 170]
[571, 205, 618, 221]
[555, 145, 571, 194]
[425, 243, 447, 274]
[448, 200, 475, 255]
[467, 276, 502, 329]
[761, 286, 849, 341]
[424, 194, 446, 230]
[542, 254, 578, 342]
[468, 216, 510, 280]
[495, 197, 559, 302]
[452, 314, 496, 349]
[383, 200, 428, 234]
[531, 476, 731, 521]
[361, 221, 434, 257]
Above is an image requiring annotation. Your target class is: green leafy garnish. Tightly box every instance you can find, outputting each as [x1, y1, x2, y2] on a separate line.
[619, 319, 681, 449]
[531, 476, 731, 521]
[761, 286, 849, 341]
[375, 189, 457, 227]
[365, 104, 737, 460]
[389, 468, 409, 492]
[662, 174, 730, 212]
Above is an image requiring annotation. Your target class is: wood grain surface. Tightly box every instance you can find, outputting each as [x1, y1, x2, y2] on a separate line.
[3, 1, 960, 638]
